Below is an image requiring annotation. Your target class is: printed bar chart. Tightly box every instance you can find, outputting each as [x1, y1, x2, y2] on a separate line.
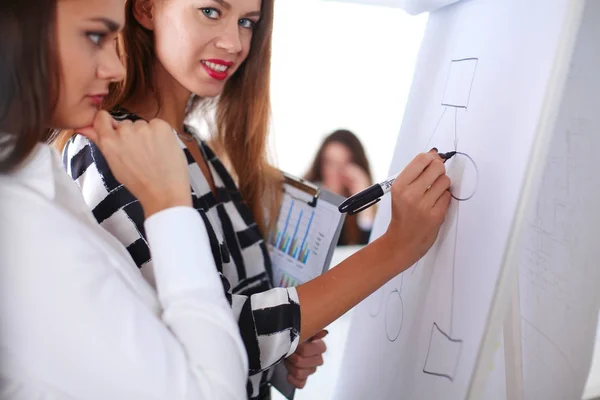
[268, 185, 343, 299]
[270, 199, 316, 265]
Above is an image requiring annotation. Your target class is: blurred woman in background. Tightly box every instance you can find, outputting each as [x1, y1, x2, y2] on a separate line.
[305, 129, 376, 245]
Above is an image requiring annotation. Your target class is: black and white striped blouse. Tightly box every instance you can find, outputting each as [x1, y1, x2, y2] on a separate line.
[62, 109, 301, 400]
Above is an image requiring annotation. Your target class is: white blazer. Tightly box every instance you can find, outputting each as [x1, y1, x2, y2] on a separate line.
[0, 144, 248, 399]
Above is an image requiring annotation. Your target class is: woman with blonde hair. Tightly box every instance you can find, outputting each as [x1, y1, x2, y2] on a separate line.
[57, 1, 452, 398]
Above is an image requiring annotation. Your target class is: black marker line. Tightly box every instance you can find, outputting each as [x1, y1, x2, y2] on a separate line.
[451, 57, 479, 62]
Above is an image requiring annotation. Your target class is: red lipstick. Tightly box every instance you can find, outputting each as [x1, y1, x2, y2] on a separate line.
[201, 59, 234, 81]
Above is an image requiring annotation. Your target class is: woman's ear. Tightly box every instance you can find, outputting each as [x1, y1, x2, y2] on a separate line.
[132, 0, 155, 30]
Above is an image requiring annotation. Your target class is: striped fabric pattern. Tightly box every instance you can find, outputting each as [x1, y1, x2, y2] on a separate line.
[62, 110, 301, 399]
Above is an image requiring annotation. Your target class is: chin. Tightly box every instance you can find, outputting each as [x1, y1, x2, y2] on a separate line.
[69, 109, 97, 132]
[50, 103, 98, 131]
[193, 87, 224, 99]
[191, 78, 228, 98]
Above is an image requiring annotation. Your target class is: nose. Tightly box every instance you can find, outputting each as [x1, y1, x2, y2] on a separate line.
[214, 19, 243, 54]
[97, 44, 126, 83]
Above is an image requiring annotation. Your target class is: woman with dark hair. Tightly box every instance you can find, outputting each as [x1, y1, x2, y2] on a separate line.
[305, 129, 376, 245]
[0, 1, 248, 398]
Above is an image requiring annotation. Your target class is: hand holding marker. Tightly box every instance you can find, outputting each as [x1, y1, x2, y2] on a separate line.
[338, 150, 457, 215]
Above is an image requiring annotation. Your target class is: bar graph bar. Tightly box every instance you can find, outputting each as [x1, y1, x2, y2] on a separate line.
[278, 271, 299, 288]
[297, 211, 315, 264]
[287, 210, 303, 257]
[272, 200, 294, 249]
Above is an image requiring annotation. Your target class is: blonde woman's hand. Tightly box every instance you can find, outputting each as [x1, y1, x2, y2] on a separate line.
[284, 330, 328, 389]
[384, 150, 451, 267]
[79, 111, 191, 218]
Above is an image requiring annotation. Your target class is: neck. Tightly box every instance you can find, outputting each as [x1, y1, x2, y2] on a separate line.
[122, 61, 193, 133]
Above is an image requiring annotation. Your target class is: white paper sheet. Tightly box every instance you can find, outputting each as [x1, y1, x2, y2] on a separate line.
[334, 1, 577, 399]
[517, 2, 600, 398]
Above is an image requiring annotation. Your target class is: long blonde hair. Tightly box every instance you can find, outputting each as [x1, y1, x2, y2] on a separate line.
[56, 0, 281, 236]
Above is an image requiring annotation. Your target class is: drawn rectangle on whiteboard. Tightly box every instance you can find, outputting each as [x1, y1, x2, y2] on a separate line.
[442, 58, 478, 109]
[423, 322, 463, 381]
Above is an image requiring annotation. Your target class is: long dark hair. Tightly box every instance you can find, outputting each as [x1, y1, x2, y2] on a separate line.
[0, 0, 57, 172]
[304, 129, 373, 245]
[304, 129, 373, 189]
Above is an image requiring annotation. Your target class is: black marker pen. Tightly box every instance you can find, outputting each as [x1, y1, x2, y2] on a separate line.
[338, 151, 456, 215]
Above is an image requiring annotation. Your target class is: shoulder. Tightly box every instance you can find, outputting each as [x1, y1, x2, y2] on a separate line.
[0, 188, 109, 270]
[62, 133, 119, 195]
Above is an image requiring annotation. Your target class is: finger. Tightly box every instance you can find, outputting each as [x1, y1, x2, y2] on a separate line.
[288, 354, 324, 368]
[287, 374, 307, 389]
[92, 110, 119, 142]
[433, 190, 452, 219]
[76, 127, 98, 144]
[310, 330, 329, 341]
[287, 353, 325, 368]
[285, 362, 318, 380]
[411, 158, 446, 196]
[148, 118, 172, 135]
[115, 118, 133, 135]
[435, 189, 452, 209]
[121, 119, 148, 140]
[296, 339, 327, 357]
[394, 152, 437, 188]
[133, 119, 148, 129]
[423, 174, 451, 208]
[296, 367, 318, 380]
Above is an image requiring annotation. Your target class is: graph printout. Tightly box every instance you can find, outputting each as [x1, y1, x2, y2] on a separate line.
[268, 184, 344, 288]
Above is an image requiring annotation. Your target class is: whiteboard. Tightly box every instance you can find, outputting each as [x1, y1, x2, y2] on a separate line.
[333, 1, 583, 399]
[480, 4, 600, 398]
[515, 1, 600, 398]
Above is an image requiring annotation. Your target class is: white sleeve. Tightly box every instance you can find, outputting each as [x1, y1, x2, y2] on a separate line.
[0, 203, 248, 400]
[145, 207, 249, 396]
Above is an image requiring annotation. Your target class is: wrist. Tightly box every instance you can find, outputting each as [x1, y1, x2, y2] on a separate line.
[377, 231, 415, 274]
[141, 194, 192, 219]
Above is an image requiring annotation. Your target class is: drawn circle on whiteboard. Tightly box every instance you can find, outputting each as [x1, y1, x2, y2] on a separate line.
[445, 151, 478, 201]
[368, 288, 385, 318]
[385, 289, 404, 342]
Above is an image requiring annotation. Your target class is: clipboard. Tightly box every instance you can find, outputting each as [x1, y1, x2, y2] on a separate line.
[269, 172, 346, 400]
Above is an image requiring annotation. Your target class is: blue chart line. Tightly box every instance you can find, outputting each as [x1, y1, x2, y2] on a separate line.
[268, 198, 285, 248]
[288, 210, 303, 257]
[298, 210, 315, 263]
[276, 200, 294, 249]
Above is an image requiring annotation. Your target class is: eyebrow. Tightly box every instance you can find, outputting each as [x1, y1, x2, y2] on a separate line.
[212, 0, 261, 18]
[212, 0, 231, 10]
[89, 17, 121, 33]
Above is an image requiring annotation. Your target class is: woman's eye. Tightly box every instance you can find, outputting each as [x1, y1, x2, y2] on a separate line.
[200, 8, 219, 19]
[87, 32, 104, 46]
[239, 18, 255, 29]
